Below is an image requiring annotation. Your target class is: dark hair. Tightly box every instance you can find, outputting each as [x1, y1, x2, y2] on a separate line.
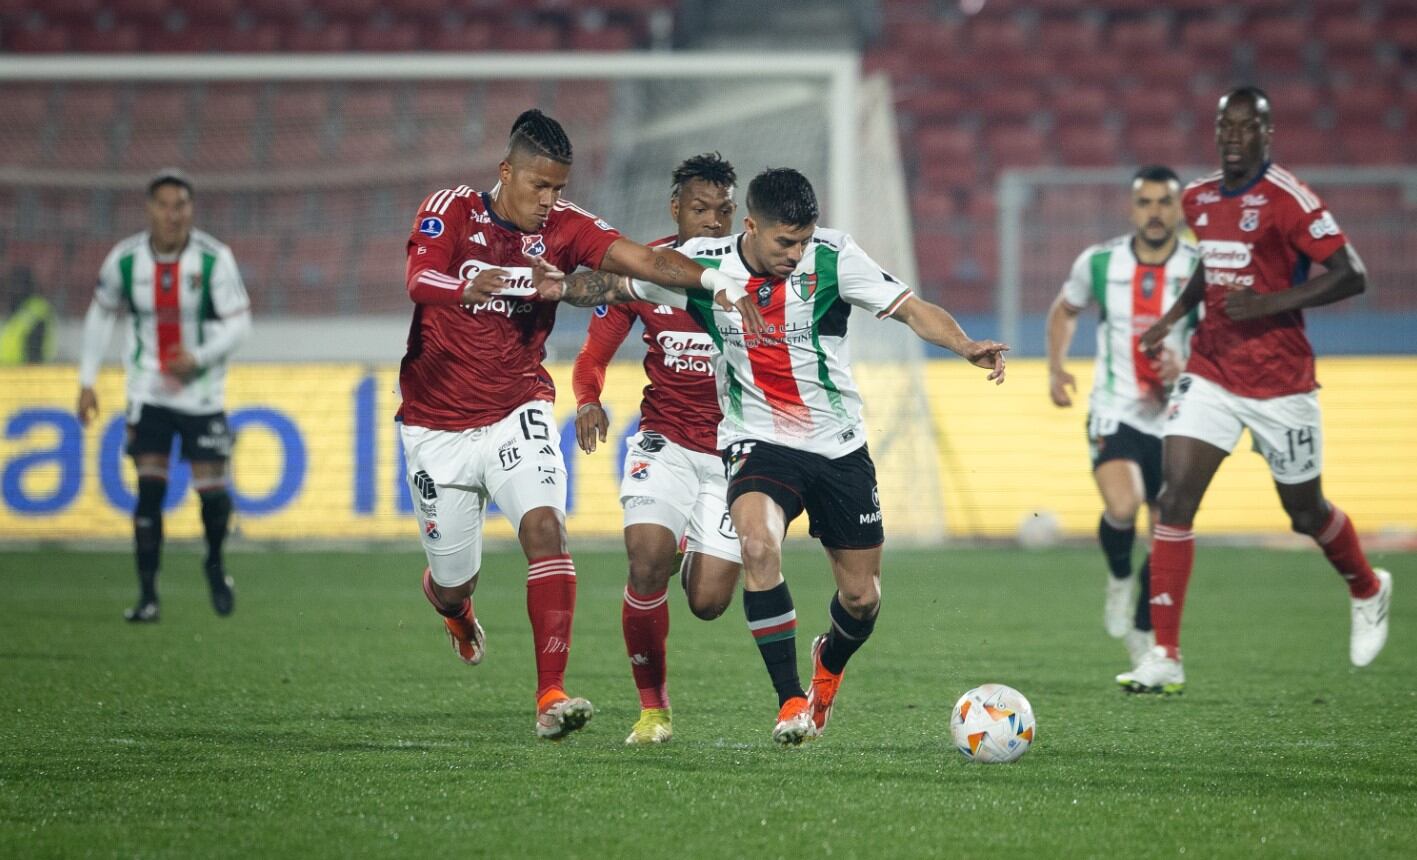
[507, 108, 573, 164]
[1132, 165, 1181, 186]
[745, 167, 818, 228]
[1218, 86, 1272, 125]
[671, 152, 737, 199]
[147, 167, 193, 198]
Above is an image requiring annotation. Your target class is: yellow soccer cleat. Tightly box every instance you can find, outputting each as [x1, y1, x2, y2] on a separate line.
[624, 708, 673, 746]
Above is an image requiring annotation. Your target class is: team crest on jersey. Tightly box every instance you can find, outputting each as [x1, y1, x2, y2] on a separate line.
[629, 460, 650, 481]
[1140, 270, 1157, 299]
[522, 234, 547, 257]
[790, 272, 817, 300]
[1239, 209, 1260, 232]
[188, 272, 202, 292]
[755, 282, 774, 308]
[424, 521, 441, 541]
[593, 305, 609, 318]
[160, 270, 174, 292]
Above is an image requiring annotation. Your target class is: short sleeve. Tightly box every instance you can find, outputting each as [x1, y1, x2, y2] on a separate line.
[94, 245, 124, 310]
[1059, 248, 1094, 310]
[560, 203, 624, 270]
[1279, 189, 1348, 264]
[406, 189, 466, 270]
[211, 246, 251, 317]
[834, 233, 913, 319]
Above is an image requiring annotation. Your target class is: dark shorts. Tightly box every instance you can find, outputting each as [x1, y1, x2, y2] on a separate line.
[1088, 418, 1162, 502]
[723, 439, 883, 550]
[126, 404, 232, 462]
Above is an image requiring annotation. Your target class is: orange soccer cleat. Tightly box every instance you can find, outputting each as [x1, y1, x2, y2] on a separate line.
[771, 696, 815, 747]
[805, 634, 844, 736]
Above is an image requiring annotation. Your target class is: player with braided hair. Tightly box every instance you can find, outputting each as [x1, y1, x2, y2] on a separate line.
[399, 109, 762, 741]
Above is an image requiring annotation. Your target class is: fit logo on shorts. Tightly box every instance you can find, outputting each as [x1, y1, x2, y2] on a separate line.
[413, 470, 438, 500]
[718, 511, 737, 540]
[499, 441, 522, 471]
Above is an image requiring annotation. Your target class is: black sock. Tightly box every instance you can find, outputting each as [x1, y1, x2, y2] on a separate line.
[134, 477, 166, 603]
[1098, 515, 1136, 580]
[743, 581, 804, 705]
[1134, 554, 1153, 632]
[199, 487, 232, 576]
[820, 591, 877, 675]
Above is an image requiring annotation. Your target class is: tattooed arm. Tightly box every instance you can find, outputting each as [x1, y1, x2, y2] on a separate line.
[557, 269, 636, 308]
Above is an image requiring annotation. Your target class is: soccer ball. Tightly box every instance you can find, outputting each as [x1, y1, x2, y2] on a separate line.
[950, 684, 1036, 764]
[1016, 508, 1061, 549]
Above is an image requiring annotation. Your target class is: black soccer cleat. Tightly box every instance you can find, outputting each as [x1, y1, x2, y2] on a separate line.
[206, 563, 235, 617]
[124, 600, 160, 623]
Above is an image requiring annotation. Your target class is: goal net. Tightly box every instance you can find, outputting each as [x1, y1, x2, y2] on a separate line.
[0, 54, 947, 545]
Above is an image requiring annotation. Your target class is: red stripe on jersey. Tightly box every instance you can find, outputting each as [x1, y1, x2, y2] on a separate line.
[153, 261, 181, 371]
[1130, 264, 1165, 398]
[744, 276, 811, 433]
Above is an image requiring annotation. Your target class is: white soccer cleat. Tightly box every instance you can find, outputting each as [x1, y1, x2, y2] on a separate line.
[1116, 645, 1184, 695]
[1350, 568, 1392, 668]
[535, 693, 594, 741]
[1123, 627, 1156, 669]
[771, 697, 816, 747]
[1104, 576, 1135, 639]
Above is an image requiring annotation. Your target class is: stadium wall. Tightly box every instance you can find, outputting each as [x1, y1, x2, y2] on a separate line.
[2, 359, 1414, 543]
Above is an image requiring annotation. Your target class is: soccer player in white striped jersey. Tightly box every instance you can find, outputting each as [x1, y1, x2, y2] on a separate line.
[1046, 165, 1201, 668]
[537, 168, 1008, 745]
[77, 169, 252, 622]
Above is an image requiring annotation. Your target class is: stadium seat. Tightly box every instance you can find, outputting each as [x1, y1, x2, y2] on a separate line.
[985, 124, 1050, 169]
[1125, 125, 1194, 168]
[341, 85, 399, 123]
[1119, 87, 1183, 124]
[1338, 126, 1407, 165]
[1052, 86, 1110, 124]
[8, 25, 73, 52]
[1037, 18, 1101, 55]
[1056, 125, 1122, 167]
[498, 25, 563, 52]
[1108, 18, 1171, 56]
[966, 18, 1030, 53]
[70, 24, 142, 52]
[568, 25, 638, 51]
[427, 21, 496, 52]
[111, 0, 171, 24]
[225, 24, 284, 52]
[121, 129, 189, 170]
[353, 22, 422, 52]
[127, 87, 192, 128]
[285, 22, 354, 52]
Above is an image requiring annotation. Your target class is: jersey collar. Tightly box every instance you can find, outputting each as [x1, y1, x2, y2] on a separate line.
[482, 191, 530, 234]
[1220, 161, 1270, 198]
[736, 234, 771, 279]
[1129, 234, 1178, 267]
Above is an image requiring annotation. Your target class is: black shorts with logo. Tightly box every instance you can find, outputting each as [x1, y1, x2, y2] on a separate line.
[1088, 417, 1162, 502]
[126, 404, 233, 462]
[723, 439, 883, 549]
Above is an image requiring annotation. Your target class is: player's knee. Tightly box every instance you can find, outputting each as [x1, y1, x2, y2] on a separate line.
[1104, 497, 1143, 525]
[1155, 485, 1197, 525]
[627, 553, 672, 595]
[737, 533, 780, 574]
[518, 509, 567, 556]
[1286, 506, 1326, 537]
[687, 593, 730, 621]
[837, 584, 880, 619]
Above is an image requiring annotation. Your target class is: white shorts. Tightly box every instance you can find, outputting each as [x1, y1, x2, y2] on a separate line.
[1164, 373, 1323, 485]
[401, 400, 567, 587]
[619, 429, 741, 564]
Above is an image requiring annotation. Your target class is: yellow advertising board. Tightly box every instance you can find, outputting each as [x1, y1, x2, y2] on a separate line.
[2, 358, 1415, 542]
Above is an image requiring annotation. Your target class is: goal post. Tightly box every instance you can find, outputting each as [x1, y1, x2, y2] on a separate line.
[0, 53, 954, 545]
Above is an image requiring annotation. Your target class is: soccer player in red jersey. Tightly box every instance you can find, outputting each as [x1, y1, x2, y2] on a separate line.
[400, 111, 757, 740]
[570, 153, 743, 745]
[1120, 87, 1393, 694]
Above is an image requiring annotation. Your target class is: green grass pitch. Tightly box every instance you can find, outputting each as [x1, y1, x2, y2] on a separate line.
[1, 547, 1413, 858]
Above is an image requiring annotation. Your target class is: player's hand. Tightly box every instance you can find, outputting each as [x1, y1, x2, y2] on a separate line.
[963, 339, 1009, 385]
[1048, 366, 1075, 407]
[703, 268, 766, 336]
[166, 349, 200, 382]
[1223, 287, 1272, 321]
[1154, 347, 1184, 385]
[462, 268, 511, 306]
[575, 403, 609, 454]
[1139, 320, 1171, 356]
[77, 387, 98, 427]
[525, 254, 566, 302]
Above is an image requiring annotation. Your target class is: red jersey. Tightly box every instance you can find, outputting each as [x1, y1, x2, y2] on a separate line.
[572, 235, 721, 455]
[398, 186, 622, 430]
[1182, 163, 1348, 398]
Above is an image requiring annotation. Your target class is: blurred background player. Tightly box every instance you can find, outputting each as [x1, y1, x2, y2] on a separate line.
[547, 168, 1008, 746]
[399, 110, 757, 741]
[76, 169, 252, 622]
[571, 152, 743, 746]
[1045, 165, 1200, 668]
[0, 267, 55, 366]
[1121, 87, 1393, 695]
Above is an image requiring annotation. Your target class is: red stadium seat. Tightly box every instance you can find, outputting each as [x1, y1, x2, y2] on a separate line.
[1179, 16, 1239, 67]
[1052, 86, 1109, 124]
[898, 89, 969, 124]
[332, 127, 398, 164]
[353, 22, 421, 52]
[568, 25, 637, 52]
[354, 238, 410, 314]
[410, 84, 474, 122]
[111, 0, 171, 23]
[500, 26, 563, 52]
[270, 85, 330, 121]
[120, 129, 188, 170]
[1037, 19, 1101, 55]
[1272, 124, 1337, 166]
[265, 132, 326, 168]
[60, 85, 123, 127]
[1316, 14, 1379, 51]
[8, 26, 72, 52]
[1338, 125, 1407, 165]
[1125, 126, 1194, 169]
[191, 127, 258, 171]
[38, 0, 102, 20]
[913, 126, 977, 163]
[128, 87, 192, 128]
[1262, 81, 1322, 122]
[1119, 87, 1184, 124]
[2, 85, 52, 125]
[243, 0, 308, 23]
[426, 21, 496, 52]
[341, 85, 399, 122]
[978, 87, 1044, 122]
[967, 18, 1030, 53]
[984, 124, 1050, 170]
[225, 24, 284, 52]
[285, 22, 353, 52]
[1108, 18, 1171, 55]
[1056, 125, 1122, 167]
[202, 85, 263, 124]
[71, 24, 142, 52]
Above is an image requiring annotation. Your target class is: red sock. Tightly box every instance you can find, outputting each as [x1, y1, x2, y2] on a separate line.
[1316, 506, 1379, 599]
[1149, 524, 1195, 659]
[623, 586, 670, 710]
[526, 554, 577, 700]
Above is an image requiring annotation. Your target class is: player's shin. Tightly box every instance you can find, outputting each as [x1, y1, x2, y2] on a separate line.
[819, 591, 877, 675]
[526, 554, 578, 698]
[133, 476, 166, 602]
[1315, 505, 1380, 599]
[623, 586, 670, 709]
[1134, 555, 1153, 632]
[1098, 514, 1136, 580]
[743, 581, 804, 705]
[197, 485, 232, 575]
[1148, 525, 1195, 658]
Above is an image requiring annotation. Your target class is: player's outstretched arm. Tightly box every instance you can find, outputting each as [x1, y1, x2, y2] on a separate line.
[1141, 265, 1205, 354]
[596, 238, 766, 333]
[552, 268, 636, 307]
[1224, 243, 1367, 321]
[891, 295, 1008, 385]
[1044, 291, 1081, 407]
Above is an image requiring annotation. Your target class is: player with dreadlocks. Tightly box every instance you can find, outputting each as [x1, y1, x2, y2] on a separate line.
[571, 152, 743, 745]
[399, 111, 761, 741]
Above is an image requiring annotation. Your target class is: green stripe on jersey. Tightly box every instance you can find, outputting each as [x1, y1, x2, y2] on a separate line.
[118, 253, 140, 365]
[1089, 250, 1114, 393]
[199, 251, 218, 335]
[810, 244, 846, 418]
[685, 258, 740, 421]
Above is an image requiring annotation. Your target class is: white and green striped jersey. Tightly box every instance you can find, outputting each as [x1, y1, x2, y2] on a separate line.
[1060, 234, 1201, 437]
[629, 228, 912, 459]
[88, 229, 250, 415]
